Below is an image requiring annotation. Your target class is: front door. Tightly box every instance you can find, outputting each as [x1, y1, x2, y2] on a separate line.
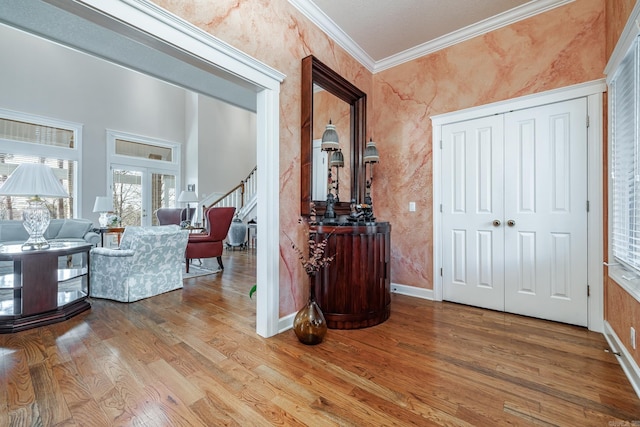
[441, 98, 588, 326]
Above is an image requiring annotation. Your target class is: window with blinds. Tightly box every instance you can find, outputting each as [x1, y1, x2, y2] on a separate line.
[0, 111, 80, 220]
[611, 36, 640, 271]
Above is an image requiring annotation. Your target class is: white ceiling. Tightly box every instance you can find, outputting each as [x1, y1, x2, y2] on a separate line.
[290, 0, 574, 72]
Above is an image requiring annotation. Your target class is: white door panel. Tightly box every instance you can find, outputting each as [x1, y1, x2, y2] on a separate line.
[504, 98, 588, 326]
[442, 115, 504, 311]
[441, 98, 588, 326]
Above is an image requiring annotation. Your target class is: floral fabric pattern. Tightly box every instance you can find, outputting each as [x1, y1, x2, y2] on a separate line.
[89, 225, 189, 302]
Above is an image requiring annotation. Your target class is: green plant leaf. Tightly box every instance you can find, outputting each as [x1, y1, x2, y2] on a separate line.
[249, 284, 257, 299]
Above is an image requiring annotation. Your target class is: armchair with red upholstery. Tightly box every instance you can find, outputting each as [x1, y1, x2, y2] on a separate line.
[185, 207, 235, 273]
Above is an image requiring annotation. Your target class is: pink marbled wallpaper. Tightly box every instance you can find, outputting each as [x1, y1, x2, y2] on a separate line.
[371, 0, 605, 290]
[606, 0, 636, 58]
[155, 0, 605, 314]
[153, 0, 373, 315]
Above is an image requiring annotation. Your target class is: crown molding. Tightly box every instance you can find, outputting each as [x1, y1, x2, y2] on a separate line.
[290, 0, 574, 74]
[288, 0, 376, 71]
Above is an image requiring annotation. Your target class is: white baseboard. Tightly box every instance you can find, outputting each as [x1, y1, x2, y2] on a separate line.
[604, 320, 640, 399]
[390, 283, 434, 300]
[277, 283, 434, 332]
[279, 312, 295, 333]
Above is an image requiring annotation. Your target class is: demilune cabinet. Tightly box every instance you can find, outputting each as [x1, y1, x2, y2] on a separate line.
[311, 222, 391, 329]
[0, 241, 92, 333]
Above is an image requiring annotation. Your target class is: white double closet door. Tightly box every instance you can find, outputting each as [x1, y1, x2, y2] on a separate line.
[441, 98, 588, 326]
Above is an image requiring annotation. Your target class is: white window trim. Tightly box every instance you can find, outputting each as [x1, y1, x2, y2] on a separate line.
[0, 107, 83, 217]
[605, 2, 640, 305]
[106, 129, 181, 171]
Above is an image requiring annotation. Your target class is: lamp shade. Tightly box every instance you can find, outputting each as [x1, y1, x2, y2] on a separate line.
[363, 138, 380, 164]
[0, 163, 67, 198]
[93, 196, 114, 213]
[321, 120, 340, 152]
[178, 190, 198, 203]
[329, 149, 344, 168]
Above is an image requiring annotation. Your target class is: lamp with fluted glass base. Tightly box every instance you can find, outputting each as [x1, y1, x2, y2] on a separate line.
[0, 163, 68, 251]
[93, 196, 114, 228]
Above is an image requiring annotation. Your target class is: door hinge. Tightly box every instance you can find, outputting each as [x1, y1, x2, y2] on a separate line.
[587, 285, 590, 297]
[440, 140, 443, 149]
[586, 115, 590, 128]
[440, 268, 443, 277]
[586, 200, 590, 212]
[440, 204, 443, 213]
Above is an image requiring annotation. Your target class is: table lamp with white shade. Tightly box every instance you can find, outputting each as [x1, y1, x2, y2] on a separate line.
[177, 190, 198, 224]
[93, 196, 114, 228]
[0, 163, 68, 251]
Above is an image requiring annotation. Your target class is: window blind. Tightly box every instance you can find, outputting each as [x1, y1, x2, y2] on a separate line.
[612, 37, 640, 270]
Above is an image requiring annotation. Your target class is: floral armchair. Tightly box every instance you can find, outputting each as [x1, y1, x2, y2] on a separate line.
[89, 225, 189, 302]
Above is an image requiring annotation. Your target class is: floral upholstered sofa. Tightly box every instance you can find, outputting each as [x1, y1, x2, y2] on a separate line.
[89, 225, 189, 302]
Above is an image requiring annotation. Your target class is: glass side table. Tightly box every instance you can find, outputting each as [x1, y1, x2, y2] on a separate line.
[0, 241, 92, 333]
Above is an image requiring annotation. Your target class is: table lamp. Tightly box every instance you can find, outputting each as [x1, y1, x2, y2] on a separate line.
[177, 190, 198, 224]
[0, 163, 68, 250]
[93, 196, 114, 228]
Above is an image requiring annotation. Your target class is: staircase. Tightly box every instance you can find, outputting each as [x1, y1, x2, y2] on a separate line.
[200, 166, 257, 222]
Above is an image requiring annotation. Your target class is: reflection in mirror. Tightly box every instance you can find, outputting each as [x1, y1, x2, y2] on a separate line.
[312, 86, 351, 202]
[301, 55, 366, 217]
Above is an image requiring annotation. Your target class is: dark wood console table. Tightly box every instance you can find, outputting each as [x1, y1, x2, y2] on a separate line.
[311, 222, 391, 329]
[0, 242, 92, 333]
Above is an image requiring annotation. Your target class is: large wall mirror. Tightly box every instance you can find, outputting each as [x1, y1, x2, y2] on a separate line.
[301, 55, 366, 217]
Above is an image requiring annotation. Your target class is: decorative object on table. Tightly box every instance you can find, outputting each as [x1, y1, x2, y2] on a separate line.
[177, 189, 198, 224]
[0, 163, 68, 250]
[227, 214, 247, 248]
[93, 196, 114, 228]
[324, 192, 337, 221]
[348, 196, 375, 223]
[289, 204, 335, 345]
[107, 214, 121, 228]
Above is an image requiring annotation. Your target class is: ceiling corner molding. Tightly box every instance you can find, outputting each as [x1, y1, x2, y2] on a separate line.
[288, 0, 375, 72]
[373, 0, 575, 73]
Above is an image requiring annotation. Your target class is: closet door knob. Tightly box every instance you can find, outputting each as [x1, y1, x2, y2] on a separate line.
[492, 219, 501, 227]
[507, 220, 516, 227]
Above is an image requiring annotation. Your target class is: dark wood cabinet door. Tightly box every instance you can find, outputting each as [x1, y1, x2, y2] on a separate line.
[312, 222, 391, 329]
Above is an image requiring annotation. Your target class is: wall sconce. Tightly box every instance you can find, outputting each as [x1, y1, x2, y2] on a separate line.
[364, 138, 380, 197]
[321, 120, 340, 218]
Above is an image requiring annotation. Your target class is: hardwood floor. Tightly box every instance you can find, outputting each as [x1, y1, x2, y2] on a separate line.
[1, 249, 639, 426]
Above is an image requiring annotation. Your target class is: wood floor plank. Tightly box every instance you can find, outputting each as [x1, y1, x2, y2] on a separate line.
[0, 250, 638, 425]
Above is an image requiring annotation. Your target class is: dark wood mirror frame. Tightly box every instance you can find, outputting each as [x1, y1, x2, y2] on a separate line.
[301, 55, 367, 217]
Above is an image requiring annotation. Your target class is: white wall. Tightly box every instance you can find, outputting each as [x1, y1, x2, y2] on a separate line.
[197, 95, 256, 201]
[0, 24, 256, 225]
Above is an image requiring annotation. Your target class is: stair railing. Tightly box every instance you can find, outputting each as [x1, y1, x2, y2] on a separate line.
[201, 166, 256, 226]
